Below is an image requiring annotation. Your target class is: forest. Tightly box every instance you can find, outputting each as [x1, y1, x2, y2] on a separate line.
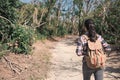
[0, 0, 120, 55]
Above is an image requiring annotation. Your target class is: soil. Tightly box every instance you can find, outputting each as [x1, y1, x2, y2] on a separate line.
[0, 35, 119, 80]
[0, 40, 54, 80]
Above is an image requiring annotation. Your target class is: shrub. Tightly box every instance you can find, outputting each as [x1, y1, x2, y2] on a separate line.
[57, 25, 68, 37]
[9, 25, 35, 54]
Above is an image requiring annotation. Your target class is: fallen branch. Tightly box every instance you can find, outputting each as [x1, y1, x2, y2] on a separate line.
[3, 55, 22, 74]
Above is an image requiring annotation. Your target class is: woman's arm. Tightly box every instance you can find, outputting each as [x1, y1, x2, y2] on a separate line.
[76, 37, 83, 56]
[76, 35, 87, 56]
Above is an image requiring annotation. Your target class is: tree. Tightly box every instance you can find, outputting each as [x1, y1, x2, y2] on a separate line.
[106, 0, 120, 44]
[93, 0, 120, 44]
[73, 0, 84, 35]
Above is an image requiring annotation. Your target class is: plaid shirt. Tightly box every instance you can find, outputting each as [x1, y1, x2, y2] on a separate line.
[76, 33, 111, 56]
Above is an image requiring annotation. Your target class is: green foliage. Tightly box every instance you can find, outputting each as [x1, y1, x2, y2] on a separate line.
[0, 0, 21, 43]
[106, 0, 120, 44]
[9, 25, 35, 54]
[0, 0, 21, 23]
[36, 23, 69, 38]
[0, 0, 36, 54]
[0, 43, 10, 57]
[93, 0, 120, 44]
[0, 0, 17, 45]
[0, 19, 14, 43]
[56, 25, 68, 36]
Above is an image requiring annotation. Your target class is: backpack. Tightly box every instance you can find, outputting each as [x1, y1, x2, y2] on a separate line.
[83, 35, 106, 69]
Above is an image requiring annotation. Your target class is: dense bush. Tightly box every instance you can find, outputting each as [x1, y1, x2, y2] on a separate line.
[93, 0, 120, 44]
[0, 0, 21, 43]
[0, 0, 21, 23]
[0, 23, 36, 55]
[0, 0, 23, 55]
[0, 19, 14, 43]
[36, 24, 69, 38]
[56, 25, 68, 36]
[106, 1, 120, 44]
[8, 25, 35, 54]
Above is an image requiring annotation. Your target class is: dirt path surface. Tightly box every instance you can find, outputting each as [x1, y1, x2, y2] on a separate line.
[46, 36, 120, 80]
[0, 36, 119, 80]
[0, 40, 52, 80]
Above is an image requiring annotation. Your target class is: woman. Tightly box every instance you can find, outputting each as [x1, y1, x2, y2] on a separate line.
[76, 19, 111, 80]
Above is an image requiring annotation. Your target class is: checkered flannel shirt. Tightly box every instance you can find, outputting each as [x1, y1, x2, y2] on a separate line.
[76, 33, 111, 56]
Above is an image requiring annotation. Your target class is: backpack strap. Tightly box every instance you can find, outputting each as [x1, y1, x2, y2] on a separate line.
[82, 34, 103, 50]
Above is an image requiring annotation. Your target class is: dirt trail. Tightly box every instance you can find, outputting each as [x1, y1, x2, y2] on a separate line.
[46, 36, 120, 80]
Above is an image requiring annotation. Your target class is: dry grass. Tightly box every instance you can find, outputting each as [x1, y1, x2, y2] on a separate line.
[0, 39, 56, 80]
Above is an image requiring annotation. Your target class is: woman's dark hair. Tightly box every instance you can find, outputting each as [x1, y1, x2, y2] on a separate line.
[84, 19, 97, 42]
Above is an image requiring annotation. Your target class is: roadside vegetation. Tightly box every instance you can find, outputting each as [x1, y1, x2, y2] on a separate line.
[0, 0, 119, 79]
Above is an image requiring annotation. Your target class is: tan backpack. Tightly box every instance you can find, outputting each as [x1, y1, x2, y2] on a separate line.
[83, 35, 106, 69]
